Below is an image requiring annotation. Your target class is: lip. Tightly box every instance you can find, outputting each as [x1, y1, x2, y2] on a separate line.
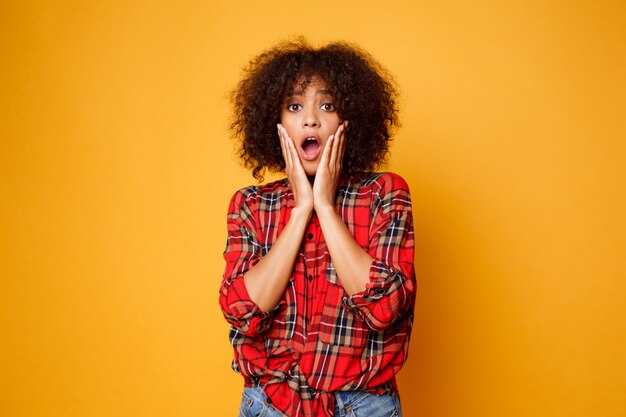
[299, 134, 321, 161]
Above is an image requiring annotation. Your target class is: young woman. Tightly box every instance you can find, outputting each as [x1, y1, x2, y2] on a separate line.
[220, 39, 416, 417]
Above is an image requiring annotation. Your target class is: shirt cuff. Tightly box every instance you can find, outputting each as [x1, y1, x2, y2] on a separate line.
[342, 258, 402, 312]
[224, 275, 282, 335]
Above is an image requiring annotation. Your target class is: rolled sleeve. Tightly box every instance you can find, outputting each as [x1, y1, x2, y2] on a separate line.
[221, 273, 281, 336]
[342, 173, 416, 331]
[219, 188, 276, 337]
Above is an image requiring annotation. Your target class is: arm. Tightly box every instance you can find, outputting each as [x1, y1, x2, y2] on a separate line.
[219, 188, 313, 337]
[242, 125, 314, 312]
[220, 194, 310, 339]
[219, 125, 315, 336]
[312, 124, 416, 329]
[342, 174, 415, 330]
[219, 188, 273, 337]
[316, 205, 373, 295]
[243, 206, 310, 312]
[312, 121, 372, 295]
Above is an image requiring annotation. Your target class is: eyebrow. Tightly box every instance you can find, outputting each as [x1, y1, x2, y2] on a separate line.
[287, 88, 333, 97]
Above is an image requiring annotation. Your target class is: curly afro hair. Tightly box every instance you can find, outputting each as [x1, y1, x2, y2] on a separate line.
[230, 38, 399, 182]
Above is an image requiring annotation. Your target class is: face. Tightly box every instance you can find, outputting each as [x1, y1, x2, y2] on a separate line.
[280, 76, 341, 177]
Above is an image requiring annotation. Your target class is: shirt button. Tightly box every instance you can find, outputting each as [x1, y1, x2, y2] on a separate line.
[307, 275, 313, 282]
[307, 233, 314, 240]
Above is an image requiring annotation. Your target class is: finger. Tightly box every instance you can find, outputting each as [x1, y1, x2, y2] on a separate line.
[281, 126, 296, 171]
[277, 125, 289, 168]
[279, 126, 295, 166]
[285, 132, 305, 173]
[282, 128, 297, 178]
[338, 121, 348, 167]
[320, 134, 334, 170]
[278, 126, 288, 169]
[329, 124, 343, 168]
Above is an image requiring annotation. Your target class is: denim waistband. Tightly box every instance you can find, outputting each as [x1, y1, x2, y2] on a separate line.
[243, 377, 397, 397]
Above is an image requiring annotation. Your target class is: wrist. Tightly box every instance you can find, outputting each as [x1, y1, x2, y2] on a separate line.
[290, 206, 313, 222]
[314, 204, 337, 218]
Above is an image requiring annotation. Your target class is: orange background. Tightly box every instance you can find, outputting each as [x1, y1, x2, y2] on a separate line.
[1, 1, 625, 416]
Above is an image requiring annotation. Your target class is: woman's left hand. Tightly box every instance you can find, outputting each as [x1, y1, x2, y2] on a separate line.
[313, 121, 348, 212]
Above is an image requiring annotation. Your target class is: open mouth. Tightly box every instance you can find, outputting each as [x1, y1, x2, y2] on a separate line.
[300, 136, 321, 160]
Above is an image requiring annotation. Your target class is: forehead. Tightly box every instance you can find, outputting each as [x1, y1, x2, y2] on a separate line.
[288, 75, 331, 96]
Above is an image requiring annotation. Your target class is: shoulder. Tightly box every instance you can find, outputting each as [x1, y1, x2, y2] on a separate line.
[349, 172, 411, 195]
[351, 172, 412, 216]
[228, 178, 290, 209]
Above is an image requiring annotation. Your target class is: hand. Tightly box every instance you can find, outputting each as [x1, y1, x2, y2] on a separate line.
[277, 124, 314, 212]
[313, 121, 348, 212]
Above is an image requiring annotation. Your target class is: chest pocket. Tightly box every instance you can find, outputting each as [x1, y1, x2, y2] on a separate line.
[318, 260, 368, 348]
[264, 279, 296, 341]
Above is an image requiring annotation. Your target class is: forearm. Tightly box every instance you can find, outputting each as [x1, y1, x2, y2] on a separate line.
[316, 205, 373, 295]
[243, 207, 311, 312]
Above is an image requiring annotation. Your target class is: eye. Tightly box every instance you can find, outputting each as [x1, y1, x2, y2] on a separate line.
[286, 103, 302, 112]
[321, 102, 336, 112]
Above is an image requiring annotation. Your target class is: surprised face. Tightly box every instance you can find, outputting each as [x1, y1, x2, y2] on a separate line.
[279, 76, 342, 177]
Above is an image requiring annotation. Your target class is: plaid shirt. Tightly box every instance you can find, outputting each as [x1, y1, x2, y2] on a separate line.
[219, 172, 416, 417]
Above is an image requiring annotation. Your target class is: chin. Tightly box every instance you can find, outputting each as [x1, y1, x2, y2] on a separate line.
[303, 165, 319, 178]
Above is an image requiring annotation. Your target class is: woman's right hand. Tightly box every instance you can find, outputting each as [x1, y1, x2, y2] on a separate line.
[278, 124, 313, 213]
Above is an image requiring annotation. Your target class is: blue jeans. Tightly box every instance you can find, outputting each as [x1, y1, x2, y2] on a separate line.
[238, 386, 402, 417]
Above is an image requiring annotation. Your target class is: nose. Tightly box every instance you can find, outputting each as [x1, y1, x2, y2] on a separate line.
[302, 108, 319, 127]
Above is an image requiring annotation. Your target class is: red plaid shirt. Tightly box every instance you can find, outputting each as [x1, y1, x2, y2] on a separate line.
[219, 172, 416, 417]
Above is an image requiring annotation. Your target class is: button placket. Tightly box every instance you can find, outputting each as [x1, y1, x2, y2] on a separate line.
[302, 218, 320, 337]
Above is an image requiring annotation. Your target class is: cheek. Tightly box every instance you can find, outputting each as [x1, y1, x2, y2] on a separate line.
[324, 113, 341, 126]
[279, 115, 297, 133]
